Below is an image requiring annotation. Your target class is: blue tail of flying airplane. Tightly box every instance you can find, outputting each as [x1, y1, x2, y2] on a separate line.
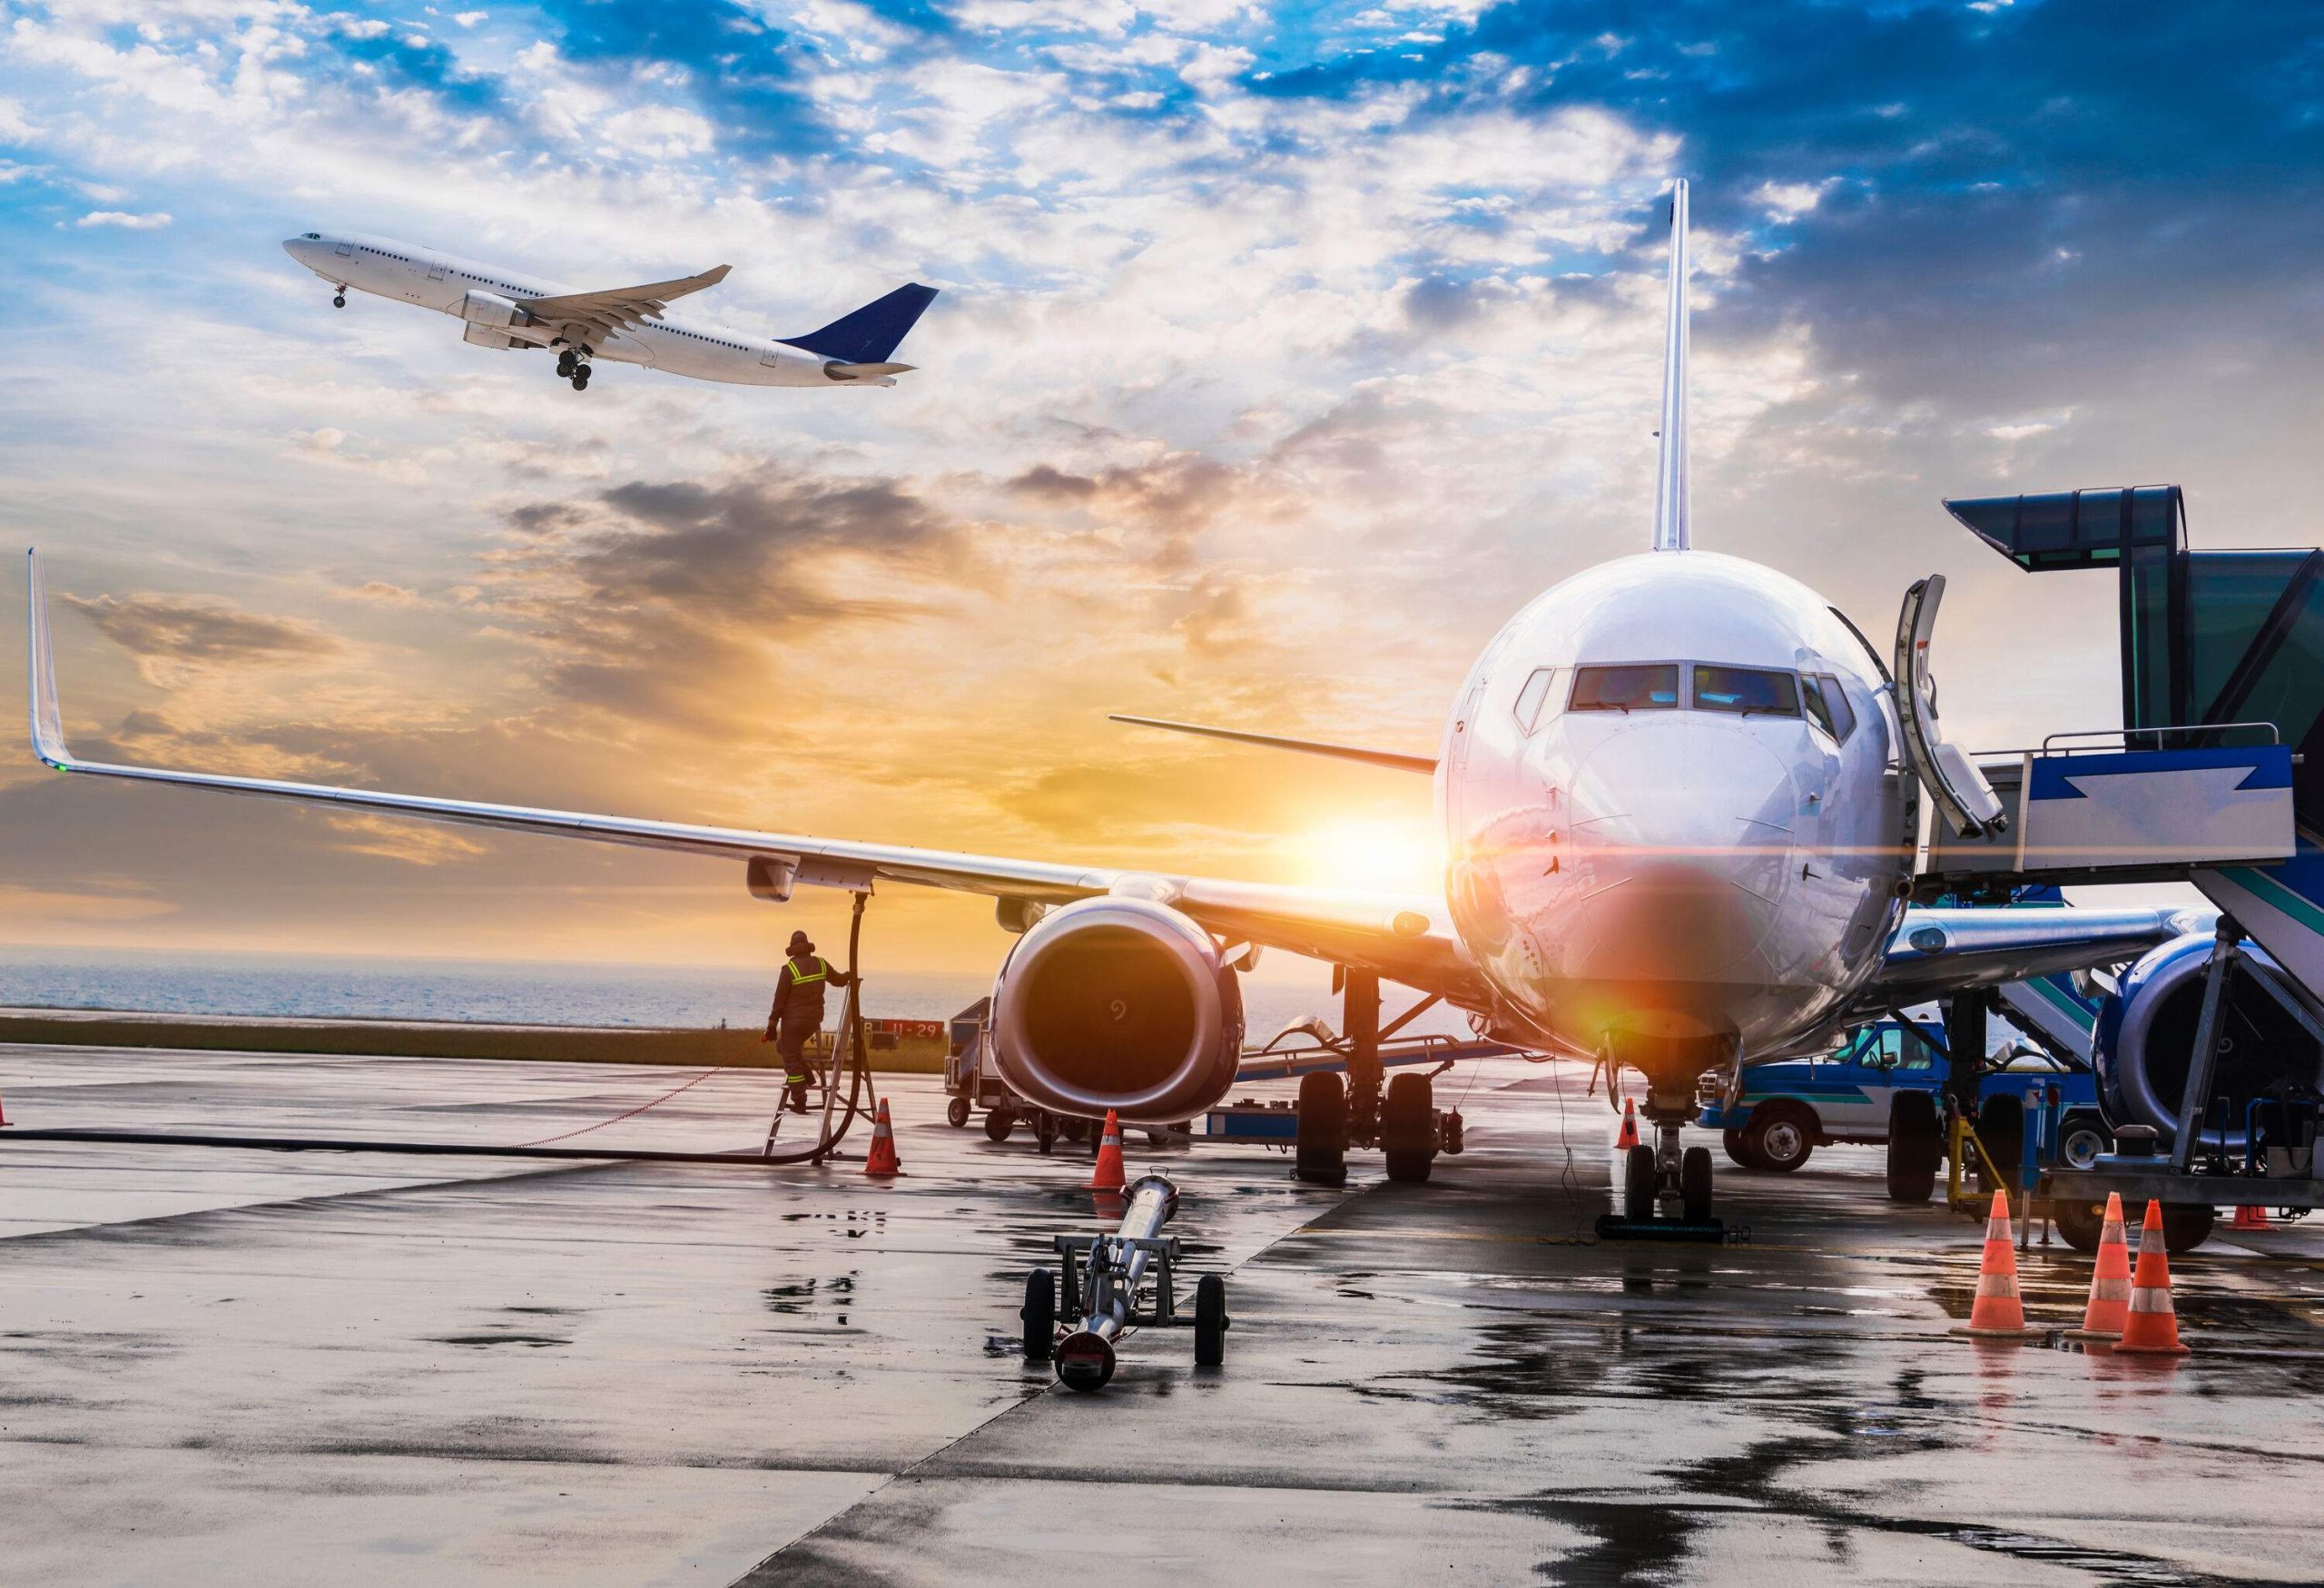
[781, 283, 940, 364]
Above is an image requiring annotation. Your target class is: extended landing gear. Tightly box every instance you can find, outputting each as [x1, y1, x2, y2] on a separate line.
[556, 344, 593, 390]
[1600, 1103, 1726, 1241]
[1292, 1068, 1456, 1185]
[331, 289, 347, 308]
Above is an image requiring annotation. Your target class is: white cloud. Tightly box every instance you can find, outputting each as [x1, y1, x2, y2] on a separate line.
[74, 208, 171, 228]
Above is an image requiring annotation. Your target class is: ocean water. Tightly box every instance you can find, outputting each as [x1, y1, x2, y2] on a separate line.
[0, 945, 1451, 1042]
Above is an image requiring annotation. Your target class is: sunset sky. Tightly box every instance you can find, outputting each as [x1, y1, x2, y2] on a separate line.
[1, 0, 2319, 977]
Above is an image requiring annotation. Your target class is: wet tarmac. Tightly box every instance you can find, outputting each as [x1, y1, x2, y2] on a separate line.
[4, 1044, 2323, 1585]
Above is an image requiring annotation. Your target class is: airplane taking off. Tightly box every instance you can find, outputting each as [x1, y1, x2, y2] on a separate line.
[281, 231, 938, 391]
[36, 183, 2198, 1225]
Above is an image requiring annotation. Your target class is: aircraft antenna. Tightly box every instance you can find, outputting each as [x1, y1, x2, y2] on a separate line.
[1651, 180, 1691, 553]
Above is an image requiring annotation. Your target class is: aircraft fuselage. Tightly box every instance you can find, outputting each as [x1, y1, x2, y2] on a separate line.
[1437, 550, 1913, 1090]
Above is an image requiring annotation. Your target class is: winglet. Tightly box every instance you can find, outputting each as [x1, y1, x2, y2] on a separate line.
[1650, 180, 1691, 553]
[26, 548, 73, 771]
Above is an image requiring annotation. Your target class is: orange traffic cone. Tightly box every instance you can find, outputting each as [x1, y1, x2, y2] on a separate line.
[1615, 1099, 1640, 1152]
[0, 1087, 9, 1127]
[2064, 1192, 2132, 1341]
[1085, 1110, 1126, 1191]
[1951, 1189, 2044, 1339]
[2114, 1200, 2191, 1356]
[862, 1098, 902, 1178]
[2230, 1204, 2270, 1230]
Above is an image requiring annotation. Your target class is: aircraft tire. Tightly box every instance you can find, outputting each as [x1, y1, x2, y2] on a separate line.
[1623, 1143, 1657, 1221]
[1382, 1072, 1433, 1183]
[1680, 1146, 1713, 1222]
[1020, 1269, 1056, 1360]
[1193, 1274, 1228, 1366]
[1295, 1071, 1347, 1184]
[1887, 1090, 1941, 1202]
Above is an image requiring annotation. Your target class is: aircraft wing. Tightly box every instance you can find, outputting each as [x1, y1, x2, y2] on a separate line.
[517, 264, 731, 341]
[1868, 903, 2208, 1001]
[25, 552, 1489, 1006]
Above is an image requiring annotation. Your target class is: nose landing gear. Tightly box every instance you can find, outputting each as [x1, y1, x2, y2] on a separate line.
[1601, 1096, 1727, 1241]
[331, 289, 347, 308]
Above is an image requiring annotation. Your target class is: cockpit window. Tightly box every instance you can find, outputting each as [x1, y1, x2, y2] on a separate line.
[1570, 664, 1679, 712]
[302, 232, 321, 240]
[1807, 675, 1856, 742]
[1692, 665, 1801, 717]
[1513, 667, 1558, 733]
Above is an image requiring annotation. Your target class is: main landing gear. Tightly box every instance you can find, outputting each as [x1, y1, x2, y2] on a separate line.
[556, 344, 593, 391]
[1600, 1097, 1725, 1242]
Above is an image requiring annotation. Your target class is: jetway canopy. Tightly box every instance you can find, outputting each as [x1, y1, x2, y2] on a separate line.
[1948, 482, 2324, 997]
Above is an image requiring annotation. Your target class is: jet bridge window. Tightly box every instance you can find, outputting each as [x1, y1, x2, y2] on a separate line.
[1570, 664, 1679, 712]
[1692, 665, 1801, 718]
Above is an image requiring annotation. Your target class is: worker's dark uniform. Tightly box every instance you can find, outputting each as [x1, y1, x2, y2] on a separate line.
[767, 953, 852, 1111]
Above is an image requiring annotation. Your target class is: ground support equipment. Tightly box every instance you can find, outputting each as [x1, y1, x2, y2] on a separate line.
[1018, 1173, 1226, 1390]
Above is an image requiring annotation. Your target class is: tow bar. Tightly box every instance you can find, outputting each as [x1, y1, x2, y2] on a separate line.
[1019, 1173, 1229, 1390]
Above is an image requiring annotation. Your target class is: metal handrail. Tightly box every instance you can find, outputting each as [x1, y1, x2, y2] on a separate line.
[2032, 721, 2280, 754]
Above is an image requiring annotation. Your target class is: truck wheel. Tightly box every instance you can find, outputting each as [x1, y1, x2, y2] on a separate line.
[2058, 1115, 2106, 1171]
[1721, 1128, 1762, 1169]
[1744, 1107, 1813, 1173]
[1295, 1071, 1348, 1184]
[2053, 1194, 2106, 1254]
[2160, 1203, 2214, 1254]
[946, 1095, 970, 1129]
[1623, 1143, 1657, 1221]
[1680, 1146, 1713, 1223]
[1382, 1072, 1434, 1183]
[1887, 1091, 1941, 1203]
[1193, 1274, 1228, 1366]
[1020, 1269, 1056, 1359]
[983, 1105, 1016, 1143]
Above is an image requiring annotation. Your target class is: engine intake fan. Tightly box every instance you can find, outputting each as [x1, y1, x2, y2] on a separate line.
[989, 896, 1244, 1124]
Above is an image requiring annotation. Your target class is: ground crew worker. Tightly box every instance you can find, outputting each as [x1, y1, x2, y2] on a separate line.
[763, 930, 852, 1112]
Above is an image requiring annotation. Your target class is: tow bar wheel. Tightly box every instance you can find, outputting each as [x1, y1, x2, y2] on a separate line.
[1194, 1273, 1229, 1366]
[1020, 1269, 1056, 1359]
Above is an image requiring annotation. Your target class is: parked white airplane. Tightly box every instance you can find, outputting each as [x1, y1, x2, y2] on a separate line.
[35, 184, 2193, 1222]
[281, 230, 938, 391]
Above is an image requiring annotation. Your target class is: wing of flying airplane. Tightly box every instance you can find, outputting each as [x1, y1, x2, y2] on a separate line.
[517, 264, 732, 343]
[24, 551, 1488, 1006]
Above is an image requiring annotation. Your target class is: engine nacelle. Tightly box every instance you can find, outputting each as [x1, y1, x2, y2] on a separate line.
[2093, 931, 2323, 1151]
[459, 290, 526, 328]
[462, 323, 519, 350]
[989, 896, 1244, 1124]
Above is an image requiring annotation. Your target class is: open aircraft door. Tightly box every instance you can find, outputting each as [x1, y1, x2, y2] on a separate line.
[1895, 575, 2007, 839]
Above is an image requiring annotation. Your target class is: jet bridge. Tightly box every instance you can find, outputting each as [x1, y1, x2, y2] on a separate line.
[1917, 487, 2314, 962]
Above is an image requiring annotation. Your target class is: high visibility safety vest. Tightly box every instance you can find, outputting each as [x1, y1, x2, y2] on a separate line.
[786, 958, 828, 985]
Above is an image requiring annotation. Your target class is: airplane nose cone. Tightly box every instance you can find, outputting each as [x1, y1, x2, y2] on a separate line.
[1562, 723, 1799, 982]
[281, 237, 309, 263]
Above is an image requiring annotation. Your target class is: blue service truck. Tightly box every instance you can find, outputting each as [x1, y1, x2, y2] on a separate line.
[1698, 1018, 2106, 1175]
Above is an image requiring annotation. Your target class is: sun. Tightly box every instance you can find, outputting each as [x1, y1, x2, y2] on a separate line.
[1294, 819, 1445, 894]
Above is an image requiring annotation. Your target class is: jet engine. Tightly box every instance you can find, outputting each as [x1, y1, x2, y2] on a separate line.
[2093, 931, 2323, 1152]
[988, 896, 1244, 1123]
[459, 291, 527, 328]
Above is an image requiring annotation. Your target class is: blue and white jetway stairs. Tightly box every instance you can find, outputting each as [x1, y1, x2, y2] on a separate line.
[1916, 486, 2324, 1247]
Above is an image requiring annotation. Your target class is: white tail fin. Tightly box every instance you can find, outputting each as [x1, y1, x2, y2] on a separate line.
[1651, 180, 1690, 553]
